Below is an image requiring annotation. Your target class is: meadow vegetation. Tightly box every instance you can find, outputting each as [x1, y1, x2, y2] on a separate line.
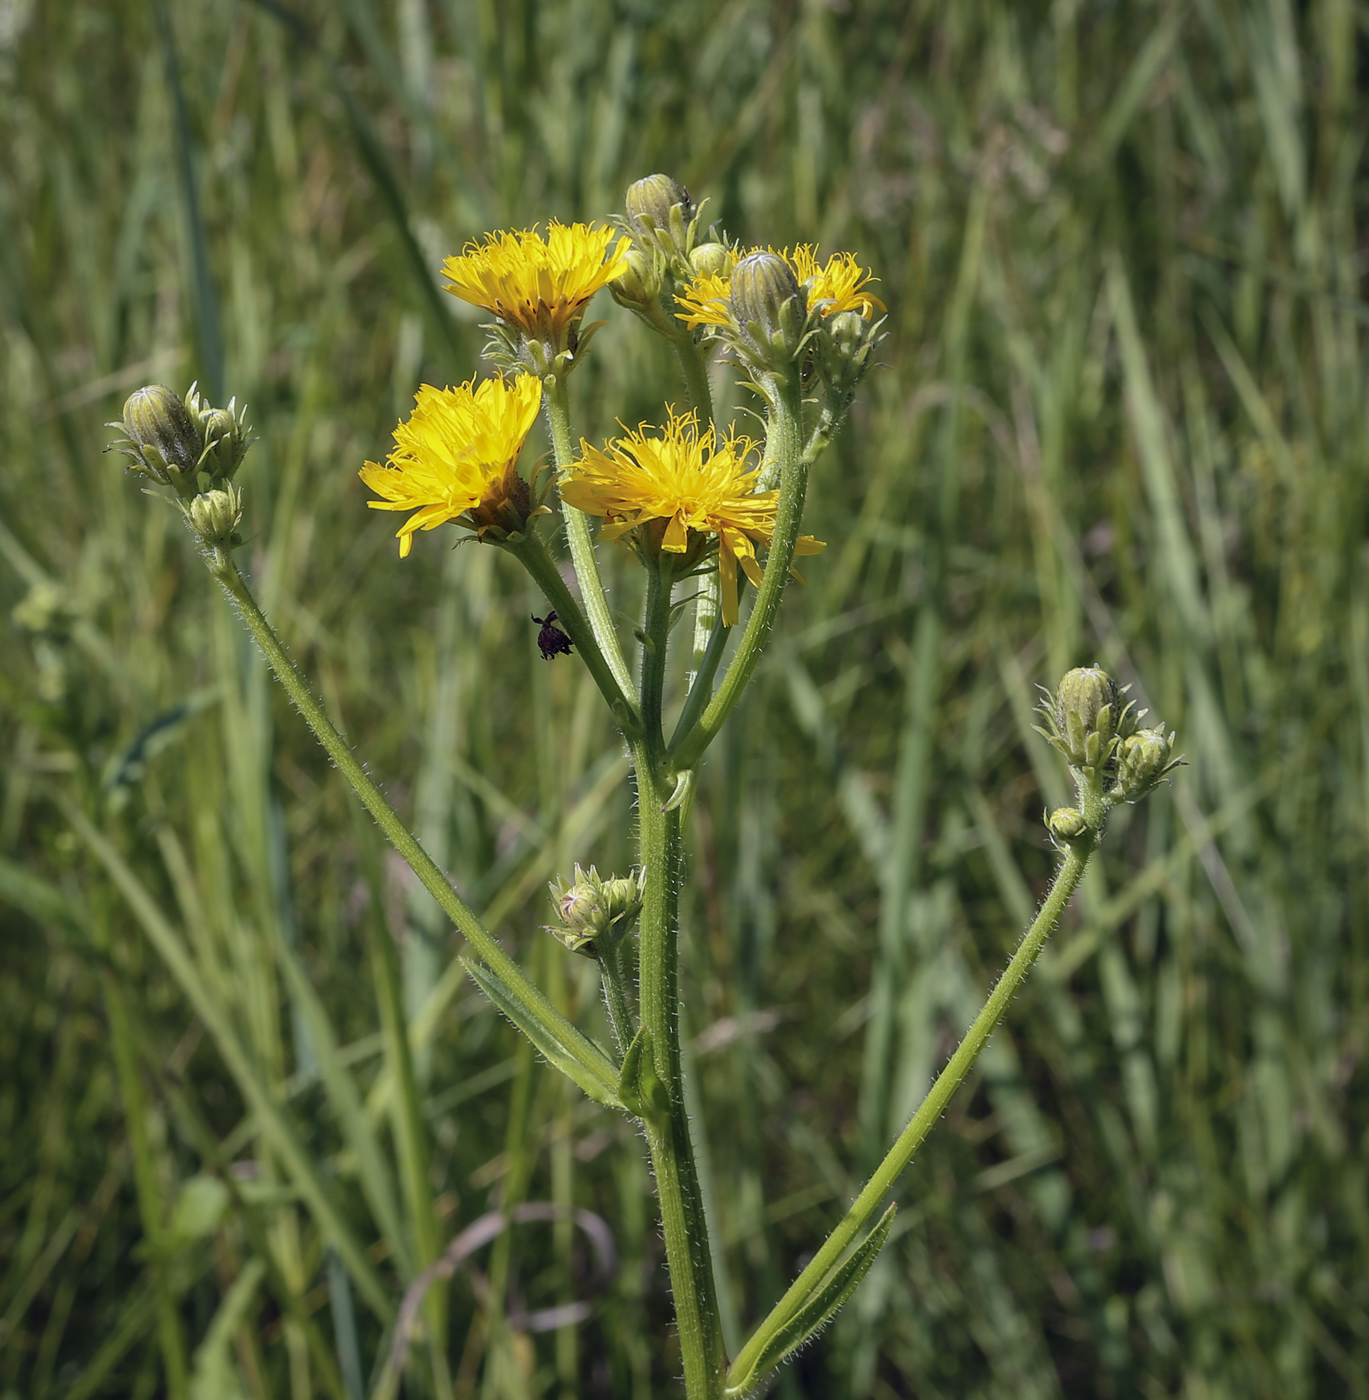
[2, 0, 1367, 1395]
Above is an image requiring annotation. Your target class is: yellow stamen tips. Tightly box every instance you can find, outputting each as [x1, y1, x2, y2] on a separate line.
[675, 244, 883, 326]
[559, 410, 824, 627]
[441, 223, 632, 344]
[360, 375, 544, 556]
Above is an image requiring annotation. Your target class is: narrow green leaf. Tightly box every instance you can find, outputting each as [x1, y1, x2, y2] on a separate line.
[460, 957, 623, 1110]
[725, 1204, 896, 1397]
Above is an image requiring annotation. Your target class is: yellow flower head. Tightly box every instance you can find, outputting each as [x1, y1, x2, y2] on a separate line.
[781, 245, 886, 318]
[559, 410, 824, 626]
[675, 244, 883, 328]
[441, 223, 632, 347]
[360, 375, 543, 556]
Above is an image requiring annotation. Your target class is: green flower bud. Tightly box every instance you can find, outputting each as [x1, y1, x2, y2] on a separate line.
[183, 485, 244, 549]
[557, 880, 601, 929]
[1038, 665, 1139, 772]
[1047, 806, 1089, 843]
[188, 392, 254, 485]
[545, 864, 646, 956]
[608, 246, 660, 313]
[729, 250, 808, 371]
[113, 384, 201, 489]
[816, 308, 883, 411]
[689, 242, 733, 280]
[1114, 726, 1181, 803]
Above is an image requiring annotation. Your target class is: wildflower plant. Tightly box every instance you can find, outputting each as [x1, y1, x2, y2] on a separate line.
[112, 175, 1179, 1398]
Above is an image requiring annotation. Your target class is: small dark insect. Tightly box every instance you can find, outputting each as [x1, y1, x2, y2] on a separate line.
[532, 611, 573, 660]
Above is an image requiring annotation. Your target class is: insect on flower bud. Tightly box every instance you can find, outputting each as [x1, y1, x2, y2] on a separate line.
[625, 174, 693, 239]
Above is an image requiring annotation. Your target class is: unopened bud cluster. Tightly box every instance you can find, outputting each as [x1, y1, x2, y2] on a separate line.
[1038, 666, 1182, 845]
[110, 383, 253, 499]
[612, 173, 709, 329]
[545, 864, 646, 956]
[110, 384, 254, 552]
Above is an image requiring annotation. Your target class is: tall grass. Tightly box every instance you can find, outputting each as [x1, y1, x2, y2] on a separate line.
[2, 0, 1367, 1395]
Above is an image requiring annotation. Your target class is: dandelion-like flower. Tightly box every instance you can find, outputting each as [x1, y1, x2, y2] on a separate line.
[783, 246, 885, 318]
[441, 223, 631, 353]
[360, 375, 544, 556]
[559, 410, 824, 626]
[675, 244, 883, 329]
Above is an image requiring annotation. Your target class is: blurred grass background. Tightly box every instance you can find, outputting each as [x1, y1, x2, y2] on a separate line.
[2, 0, 1368, 1395]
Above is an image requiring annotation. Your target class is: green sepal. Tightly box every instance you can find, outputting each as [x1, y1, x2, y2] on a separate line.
[460, 956, 624, 1110]
[725, 1203, 896, 1396]
[617, 1025, 672, 1123]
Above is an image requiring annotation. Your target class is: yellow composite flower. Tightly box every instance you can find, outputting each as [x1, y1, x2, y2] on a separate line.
[675, 244, 883, 327]
[441, 223, 632, 343]
[780, 245, 886, 318]
[559, 410, 825, 627]
[360, 374, 543, 556]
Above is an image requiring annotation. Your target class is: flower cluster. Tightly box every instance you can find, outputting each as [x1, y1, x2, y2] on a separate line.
[108, 382, 253, 499]
[1038, 666, 1182, 844]
[544, 864, 646, 956]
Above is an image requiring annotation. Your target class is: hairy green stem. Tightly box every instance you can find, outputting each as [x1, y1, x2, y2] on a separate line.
[670, 372, 806, 770]
[640, 560, 674, 754]
[205, 549, 620, 1104]
[635, 758, 727, 1398]
[599, 937, 638, 1056]
[672, 603, 730, 751]
[626, 544, 727, 1396]
[542, 374, 636, 699]
[671, 328, 715, 423]
[728, 838, 1094, 1388]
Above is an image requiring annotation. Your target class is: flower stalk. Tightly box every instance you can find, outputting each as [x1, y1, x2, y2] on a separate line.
[670, 369, 807, 771]
[542, 372, 637, 703]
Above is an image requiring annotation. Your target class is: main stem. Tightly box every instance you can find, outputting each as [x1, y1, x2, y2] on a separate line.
[636, 561, 727, 1397]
